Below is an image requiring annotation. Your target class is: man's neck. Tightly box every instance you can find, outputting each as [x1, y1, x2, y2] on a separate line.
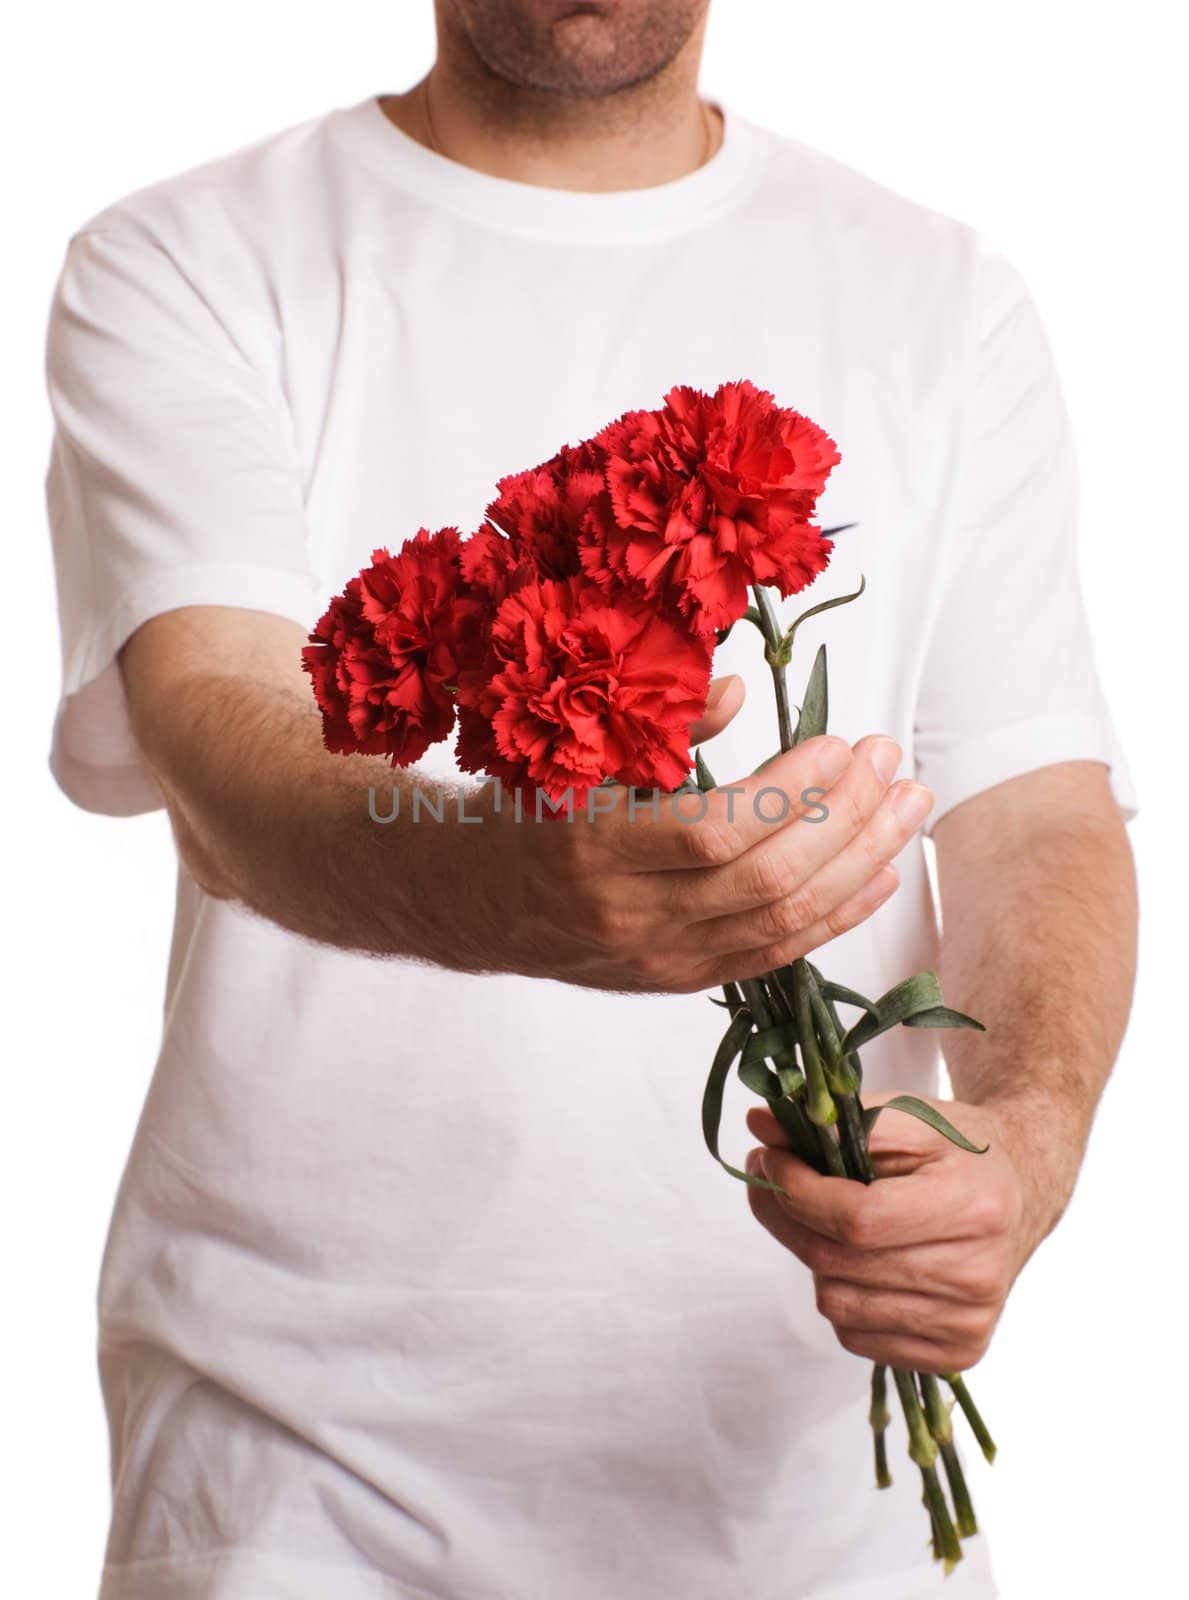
[378, 24, 720, 193]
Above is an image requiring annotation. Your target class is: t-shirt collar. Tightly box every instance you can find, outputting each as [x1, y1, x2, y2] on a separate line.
[329, 92, 763, 244]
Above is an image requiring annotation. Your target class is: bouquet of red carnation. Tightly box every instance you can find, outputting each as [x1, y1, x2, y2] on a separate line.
[304, 380, 996, 1572]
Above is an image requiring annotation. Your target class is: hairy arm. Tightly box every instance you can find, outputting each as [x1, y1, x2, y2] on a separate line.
[933, 759, 1138, 1253]
[120, 605, 478, 962]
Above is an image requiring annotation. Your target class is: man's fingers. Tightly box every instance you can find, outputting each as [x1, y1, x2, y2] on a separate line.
[813, 1280, 984, 1338]
[829, 1330, 968, 1376]
[744, 1196, 1002, 1301]
[751, 1144, 984, 1248]
[609, 735, 854, 871]
[693, 776, 926, 959]
[700, 862, 899, 986]
[662, 736, 906, 923]
[745, 1103, 789, 1150]
[688, 674, 745, 747]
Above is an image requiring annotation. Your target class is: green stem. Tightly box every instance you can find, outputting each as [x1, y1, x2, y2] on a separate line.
[738, 979, 796, 1072]
[752, 585, 796, 752]
[918, 1372, 952, 1444]
[944, 1372, 998, 1464]
[919, 1374, 978, 1538]
[787, 963, 845, 1166]
[892, 1369, 962, 1572]
[939, 1440, 978, 1539]
[836, 1094, 875, 1184]
[807, 961, 865, 1090]
[869, 1364, 892, 1489]
[738, 975, 821, 1169]
[796, 965, 872, 1183]
[921, 1464, 962, 1572]
[806, 977, 858, 1095]
[892, 1368, 937, 1471]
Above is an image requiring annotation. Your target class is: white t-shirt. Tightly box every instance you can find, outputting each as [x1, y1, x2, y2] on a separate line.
[45, 95, 1135, 1600]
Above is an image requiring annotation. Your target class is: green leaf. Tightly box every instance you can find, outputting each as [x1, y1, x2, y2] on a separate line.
[792, 644, 829, 745]
[776, 1064, 806, 1098]
[695, 749, 717, 791]
[903, 1005, 986, 1034]
[808, 965, 878, 1016]
[737, 1056, 783, 1099]
[781, 575, 867, 666]
[702, 1010, 753, 1163]
[741, 1023, 800, 1066]
[820, 522, 858, 538]
[711, 1153, 791, 1193]
[701, 1009, 801, 1193]
[862, 1094, 989, 1154]
[840, 971, 947, 1053]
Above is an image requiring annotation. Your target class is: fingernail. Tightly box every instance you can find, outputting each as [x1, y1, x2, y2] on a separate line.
[814, 736, 852, 784]
[706, 675, 736, 707]
[892, 782, 933, 825]
[868, 738, 902, 783]
[745, 1148, 764, 1178]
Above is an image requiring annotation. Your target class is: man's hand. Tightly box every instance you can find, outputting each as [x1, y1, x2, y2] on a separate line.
[467, 722, 933, 994]
[742, 1094, 1041, 1374]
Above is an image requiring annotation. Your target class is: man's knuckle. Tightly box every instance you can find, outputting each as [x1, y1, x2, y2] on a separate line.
[778, 887, 817, 934]
[745, 850, 788, 905]
[821, 897, 860, 940]
[857, 823, 892, 871]
[819, 1280, 844, 1318]
[587, 898, 632, 952]
[968, 1191, 1011, 1237]
[836, 1327, 866, 1357]
[837, 789, 869, 838]
[630, 950, 673, 989]
[686, 816, 738, 867]
[838, 1203, 880, 1248]
[717, 947, 766, 986]
[803, 1239, 838, 1276]
[960, 1262, 1004, 1304]
[755, 891, 806, 943]
[956, 1336, 989, 1370]
[760, 931, 810, 971]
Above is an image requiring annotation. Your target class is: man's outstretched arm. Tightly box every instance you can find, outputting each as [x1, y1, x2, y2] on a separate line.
[119, 602, 935, 995]
[743, 760, 1137, 1374]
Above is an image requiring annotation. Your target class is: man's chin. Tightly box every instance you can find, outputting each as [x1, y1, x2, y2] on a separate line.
[454, 0, 704, 99]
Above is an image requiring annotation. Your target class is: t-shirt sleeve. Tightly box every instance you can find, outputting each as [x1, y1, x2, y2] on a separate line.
[44, 226, 322, 816]
[912, 237, 1137, 833]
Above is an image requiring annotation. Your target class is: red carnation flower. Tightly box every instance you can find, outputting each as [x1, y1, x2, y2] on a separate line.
[586, 379, 840, 632]
[457, 574, 712, 806]
[302, 527, 482, 767]
[484, 440, 615, 582]
[458, 522, 534, 610]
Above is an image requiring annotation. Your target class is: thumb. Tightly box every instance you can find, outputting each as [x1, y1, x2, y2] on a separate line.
[690, 674, 745, 748]
[744, 1103, 791, 1150]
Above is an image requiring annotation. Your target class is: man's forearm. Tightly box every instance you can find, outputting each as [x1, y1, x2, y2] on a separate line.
[933, 763, 1138, 1250]
[121, 608, 492, 964]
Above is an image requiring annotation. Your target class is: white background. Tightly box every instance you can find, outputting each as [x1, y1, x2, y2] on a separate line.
[2, 2, 1184, 1595]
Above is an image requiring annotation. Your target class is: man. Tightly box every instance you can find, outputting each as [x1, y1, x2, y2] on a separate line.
[44, 2, 1137, 1596]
